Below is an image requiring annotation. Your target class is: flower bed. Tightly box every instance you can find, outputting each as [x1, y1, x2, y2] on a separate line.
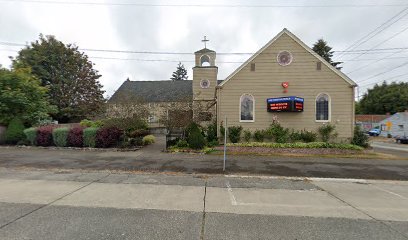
[213, 142, 364, 155]
[226, 142, 363, 150]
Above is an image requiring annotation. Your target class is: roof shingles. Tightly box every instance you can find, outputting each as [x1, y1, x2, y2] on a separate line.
[109, 80, 193, 103]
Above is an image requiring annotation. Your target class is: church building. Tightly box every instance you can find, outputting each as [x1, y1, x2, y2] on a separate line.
[109, 28, 357, 140]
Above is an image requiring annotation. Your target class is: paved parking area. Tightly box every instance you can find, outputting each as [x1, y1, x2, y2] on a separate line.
[1, 144, 408, 180]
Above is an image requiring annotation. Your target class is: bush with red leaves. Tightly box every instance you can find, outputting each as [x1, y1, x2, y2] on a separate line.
[95, 127, 123, 148]
[67, 127, 84, 147]
[36, 125, 56, 146]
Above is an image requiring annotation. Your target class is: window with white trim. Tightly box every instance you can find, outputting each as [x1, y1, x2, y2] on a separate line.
[240, 94, 254, 122]
[316, 93, 329, 121]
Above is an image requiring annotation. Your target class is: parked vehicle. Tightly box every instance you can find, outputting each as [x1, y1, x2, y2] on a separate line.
[368, 128, 381, 136]
[396, 135, 408, 144]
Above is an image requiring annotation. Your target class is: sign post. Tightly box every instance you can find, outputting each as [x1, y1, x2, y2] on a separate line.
[223, 116, 227, 172]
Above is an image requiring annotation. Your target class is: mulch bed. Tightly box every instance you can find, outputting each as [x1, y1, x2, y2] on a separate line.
[213, 146, 363, 155]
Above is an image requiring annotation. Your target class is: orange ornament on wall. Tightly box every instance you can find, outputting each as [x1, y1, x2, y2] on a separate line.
[282, 82, 289, 93]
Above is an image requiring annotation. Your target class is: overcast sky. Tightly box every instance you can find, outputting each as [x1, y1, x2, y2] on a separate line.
[1, 0, 408, 98]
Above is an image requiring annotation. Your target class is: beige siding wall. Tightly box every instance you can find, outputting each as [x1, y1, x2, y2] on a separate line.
[217, 33, 355, 140]
[193, 67, 218, 100]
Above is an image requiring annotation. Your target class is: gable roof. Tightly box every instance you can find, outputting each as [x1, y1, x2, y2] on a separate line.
[108, 80, 193, 103]
[219, 28, 357, 87]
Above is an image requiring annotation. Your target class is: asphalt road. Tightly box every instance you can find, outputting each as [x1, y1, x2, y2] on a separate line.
[0, 145, 407, 180]
[0, 169, 407, 240]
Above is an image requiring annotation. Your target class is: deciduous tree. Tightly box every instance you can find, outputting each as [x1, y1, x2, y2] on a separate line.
[358, 82, 408, 114]
[0, 67, 56, 126]
[12, 34, 105, 123]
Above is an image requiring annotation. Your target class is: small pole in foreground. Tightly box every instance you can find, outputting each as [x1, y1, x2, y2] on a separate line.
[223, 116, 227, 172]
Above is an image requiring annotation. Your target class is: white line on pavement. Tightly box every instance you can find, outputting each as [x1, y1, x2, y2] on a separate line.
[370, 184, 408, 200]
[225, 181, 237, 206]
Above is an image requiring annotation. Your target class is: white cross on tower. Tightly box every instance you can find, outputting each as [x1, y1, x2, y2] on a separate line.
[202, 36, 209, 48]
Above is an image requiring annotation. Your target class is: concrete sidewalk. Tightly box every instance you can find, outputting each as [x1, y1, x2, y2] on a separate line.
[0, 169, 407, 239]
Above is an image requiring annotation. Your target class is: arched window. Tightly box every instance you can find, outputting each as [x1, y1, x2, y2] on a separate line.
[240, 94, 254, 122]
[200, 55, 210, 66]
[316, 93, 330, 121]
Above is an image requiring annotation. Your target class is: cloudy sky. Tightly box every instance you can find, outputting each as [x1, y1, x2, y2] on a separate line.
[1, 0, 408, 98]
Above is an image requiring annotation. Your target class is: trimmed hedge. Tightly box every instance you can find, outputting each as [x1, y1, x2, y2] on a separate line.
[67, 127, 83, 147]
[52, 127, 69, 147]
[36, 125, 55, 146]
[5, 118, 25, 144]
[96, 127, 122, 148]
[83, 127, 98, 148]
[24, 127, 37, 145]
[227, 142, 364, 150]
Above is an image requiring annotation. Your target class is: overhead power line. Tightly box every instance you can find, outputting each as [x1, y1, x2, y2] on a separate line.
[1, 0, 407, 8]
[359, 72, 408, 88]
[345, 24, 408, 63]
[2, 41, 408, 55]
[358, 60, 408, 84]
[336, 7, 408, 58]
[346, 49, 407, 74]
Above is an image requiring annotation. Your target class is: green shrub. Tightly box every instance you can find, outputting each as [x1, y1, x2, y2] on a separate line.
[300, 130, 318, 143]
[80, 119, 103, 128]
[176, 139, 189, 148]
[52, 127, 69, 147]
[219, 124, 225, 139]
[83, 127, 98, 148]
[289, 130, 302, 142]
[187, 124, 206, 149]
[24, 127, 37, 145]
[206, 122, 218, 142]
[243, 129, 251, 142]
[318, 124, 338, 142]
[228, 126, 243, 143]
[142, 135, 155, 145]
[207, 140, 219, 147]
[351, 126, 369, 148]
[265, 123, 290, 143]
[185, 122, 201, 136]
[5, 118, 25, 144]
[253, 129, 265, 142]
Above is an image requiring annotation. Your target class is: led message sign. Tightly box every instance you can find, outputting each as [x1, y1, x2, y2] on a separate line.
[267, 96, 304, 112]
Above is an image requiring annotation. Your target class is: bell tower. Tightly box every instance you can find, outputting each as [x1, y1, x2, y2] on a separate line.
[192, 36, 218, 122]
[193, 36, 218, 101]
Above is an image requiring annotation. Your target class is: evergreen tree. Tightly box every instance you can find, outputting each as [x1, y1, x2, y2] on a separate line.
[12, 34, 105, 123]
[312, 39, 342, 70]
[171, 62, 188, 81]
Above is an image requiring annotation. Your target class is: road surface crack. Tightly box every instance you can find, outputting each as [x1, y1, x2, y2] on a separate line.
[0, 173, 111, 230]
[323, 187, 408, 239]
[200, 180, 207, 240]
